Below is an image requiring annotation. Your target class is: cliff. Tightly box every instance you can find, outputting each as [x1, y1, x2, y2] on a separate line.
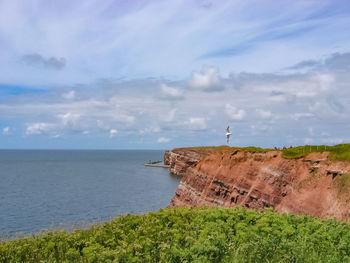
[165, 147, 350, 220]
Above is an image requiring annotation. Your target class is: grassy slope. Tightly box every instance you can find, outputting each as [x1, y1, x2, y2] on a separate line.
[282, 144, 350, 161]
[1, 207, 350, 263]
[181, 144, 350, 162]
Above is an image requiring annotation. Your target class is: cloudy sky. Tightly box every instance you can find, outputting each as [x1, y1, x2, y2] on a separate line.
[1, 0, 350, 149]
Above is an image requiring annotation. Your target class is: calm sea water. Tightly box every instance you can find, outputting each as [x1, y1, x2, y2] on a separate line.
[0, 150, 180, 236]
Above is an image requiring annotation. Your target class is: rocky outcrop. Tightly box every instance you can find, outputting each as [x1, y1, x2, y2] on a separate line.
[166, 148, 350, 220]
[164, 148, 212, 176]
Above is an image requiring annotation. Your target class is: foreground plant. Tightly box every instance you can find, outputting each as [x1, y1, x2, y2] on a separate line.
[1, 207, 350, 263]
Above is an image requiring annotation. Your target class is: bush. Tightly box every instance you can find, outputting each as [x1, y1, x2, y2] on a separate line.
[1, 207, 350, 262]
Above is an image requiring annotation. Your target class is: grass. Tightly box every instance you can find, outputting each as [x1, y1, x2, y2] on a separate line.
[282, 144, 350, 161]
[178, 144, 350, 162]
[1, 207, 350, 263]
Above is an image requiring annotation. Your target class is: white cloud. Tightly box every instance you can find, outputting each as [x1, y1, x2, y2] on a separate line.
[311, 74, 335, 91]
[1, 52, 350, 147]
[188, 66, 223, 92]
[160, 84, 184, 100]
[159, 108, 177, 123]
[62, 91, 76, 100]
[0, 0, 349, 88]
[186, 117, 207, 130]
[225, 104, 246, 120]
[139, 127, 160, 134]
[25, 122, 57, 135]
[2, 127, 10, 135]
[58, 112, 80, 127]
[157, 137, 170, 143]
[109, 129, 118, 137]
[290, 113, 314, 120]
[114, 114, 136, 126]
[256, 109, 272, 119]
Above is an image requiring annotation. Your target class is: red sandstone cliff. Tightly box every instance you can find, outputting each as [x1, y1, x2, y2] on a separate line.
[165, 147, 350, 220]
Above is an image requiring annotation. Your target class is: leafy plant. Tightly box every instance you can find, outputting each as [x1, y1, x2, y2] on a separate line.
[1, 207, 350, 262]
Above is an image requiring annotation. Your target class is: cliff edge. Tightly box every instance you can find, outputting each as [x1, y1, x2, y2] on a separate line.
[165, 147, 350, 220]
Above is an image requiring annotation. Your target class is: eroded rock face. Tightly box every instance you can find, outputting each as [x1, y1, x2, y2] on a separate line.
[165, 148, 211, 176]
[166, 148, 350, 220]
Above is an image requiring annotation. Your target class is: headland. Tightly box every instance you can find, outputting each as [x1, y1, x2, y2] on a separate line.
[165, 144, 350, 220]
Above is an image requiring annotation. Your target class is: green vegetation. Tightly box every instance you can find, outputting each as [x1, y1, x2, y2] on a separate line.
[2, 207, 350, 263]
[183, 143, 350, 162]
[282, 143, 350, 161]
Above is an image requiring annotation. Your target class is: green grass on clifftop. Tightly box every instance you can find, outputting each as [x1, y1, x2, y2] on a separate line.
[282, 143, 350, 161]
[183, 143, 350, 162]
[1, 207, 350, 263]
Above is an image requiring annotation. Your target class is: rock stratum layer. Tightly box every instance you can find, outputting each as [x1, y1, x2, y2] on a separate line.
[165, 147, 350, 220]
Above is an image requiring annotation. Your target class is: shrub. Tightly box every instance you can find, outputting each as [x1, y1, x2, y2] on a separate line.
[1, 207, 350, 262]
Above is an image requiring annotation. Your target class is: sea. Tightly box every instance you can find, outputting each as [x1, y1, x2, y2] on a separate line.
[0, 150, 180, 237]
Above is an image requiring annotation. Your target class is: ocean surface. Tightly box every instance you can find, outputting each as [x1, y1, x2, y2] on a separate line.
[0, 150, 180, 236]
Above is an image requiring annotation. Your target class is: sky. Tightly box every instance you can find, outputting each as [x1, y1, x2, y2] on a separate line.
[1, 0, 350, 149]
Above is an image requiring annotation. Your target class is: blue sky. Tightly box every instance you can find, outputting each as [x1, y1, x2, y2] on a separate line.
[1, 0, 350, 149]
